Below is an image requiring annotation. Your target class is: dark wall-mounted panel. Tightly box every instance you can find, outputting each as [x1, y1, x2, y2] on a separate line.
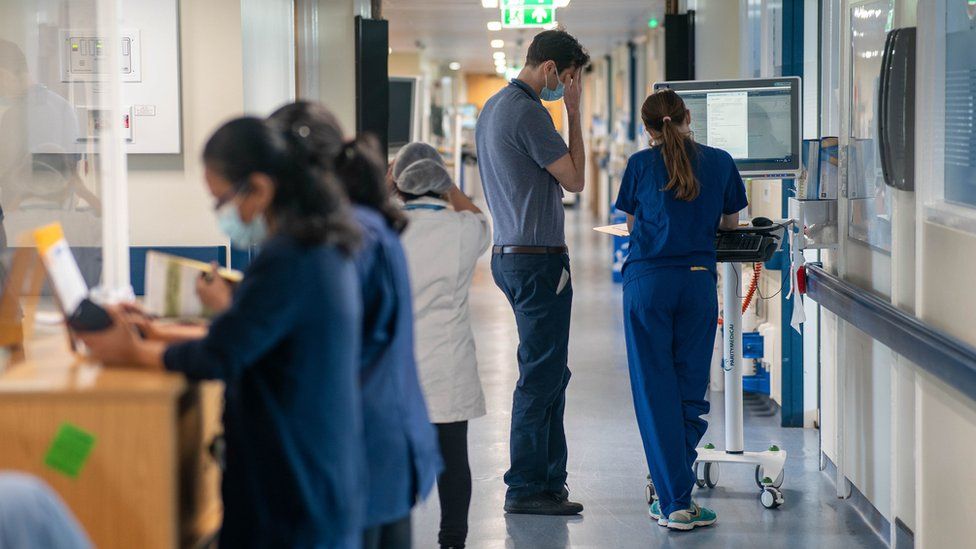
[355, 16, 389, 152]
[665, 11, 695, 82]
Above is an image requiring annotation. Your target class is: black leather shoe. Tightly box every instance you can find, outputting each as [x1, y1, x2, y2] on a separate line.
[551, 485, 570, 502]
[504, 492, 583, 515]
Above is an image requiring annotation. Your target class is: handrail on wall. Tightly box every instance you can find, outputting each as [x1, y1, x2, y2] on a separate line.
[805, 264, 976, 400]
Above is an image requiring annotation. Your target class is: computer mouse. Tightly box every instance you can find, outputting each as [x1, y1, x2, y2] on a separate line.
[752, 216, 774, 227]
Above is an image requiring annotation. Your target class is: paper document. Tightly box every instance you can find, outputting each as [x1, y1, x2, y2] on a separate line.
[706, 91, 749, 158]
[144, 251, 242, 319]
[593, 223, 630, 237]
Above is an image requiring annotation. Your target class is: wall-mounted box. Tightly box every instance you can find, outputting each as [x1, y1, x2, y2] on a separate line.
[53, 0, 180, 154]
[789, 197, 838, 249]
[75, 106, 133, 143]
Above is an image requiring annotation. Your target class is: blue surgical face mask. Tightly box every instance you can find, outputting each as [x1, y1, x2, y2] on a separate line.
[217, 201, 267, 249]
[540, 67, 564, 102]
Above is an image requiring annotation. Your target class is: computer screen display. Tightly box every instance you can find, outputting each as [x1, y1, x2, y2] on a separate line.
[653, 78, 801, 176]
[389, 78, 416, 150]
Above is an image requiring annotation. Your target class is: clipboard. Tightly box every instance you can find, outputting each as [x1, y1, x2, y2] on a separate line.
[593, 223, 630, 237]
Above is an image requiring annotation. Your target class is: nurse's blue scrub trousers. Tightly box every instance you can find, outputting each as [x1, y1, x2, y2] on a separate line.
[491, 252, 573, 501]
[623, 267, 717, 517]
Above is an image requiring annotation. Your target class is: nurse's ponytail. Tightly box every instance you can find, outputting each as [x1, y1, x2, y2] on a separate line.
[641, 90, 699, 202]
[269, 101, 408, 233]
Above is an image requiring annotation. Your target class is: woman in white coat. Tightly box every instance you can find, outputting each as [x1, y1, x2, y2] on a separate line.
[394, 142, 490, 549]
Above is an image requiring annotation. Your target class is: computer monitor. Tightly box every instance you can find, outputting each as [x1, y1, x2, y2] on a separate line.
[389, 76, 420, 153]
[653, 77, 802, 178]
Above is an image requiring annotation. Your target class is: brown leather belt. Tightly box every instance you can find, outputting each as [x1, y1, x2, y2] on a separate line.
[492, 245, 568, 255]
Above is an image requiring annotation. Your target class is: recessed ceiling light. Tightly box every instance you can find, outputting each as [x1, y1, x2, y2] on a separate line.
[448, 61, 461, 71]
[495, 58, 507, 67]
[487, 21, 502, 31]
[491, 39, 505, 48]
[481, 0, 498, 7]
[493, 52, 506, 61]
[495, 66, 506, 74]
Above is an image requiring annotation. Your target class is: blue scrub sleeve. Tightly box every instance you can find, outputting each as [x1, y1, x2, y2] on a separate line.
[515, 107, 569, 170]
[163, 246, 303, 380]
[614, 156, 640, 214]
[723, 161, 749, 215]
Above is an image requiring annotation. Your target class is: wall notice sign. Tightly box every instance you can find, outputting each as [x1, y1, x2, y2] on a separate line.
[44, 423, 97, 478]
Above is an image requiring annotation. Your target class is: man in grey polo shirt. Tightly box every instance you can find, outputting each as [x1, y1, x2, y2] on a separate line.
[475, 30, 588, 516]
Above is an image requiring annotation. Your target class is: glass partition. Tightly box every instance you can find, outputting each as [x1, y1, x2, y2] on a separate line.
[1, 0, 131, 313]
[847, 0, 893, 251]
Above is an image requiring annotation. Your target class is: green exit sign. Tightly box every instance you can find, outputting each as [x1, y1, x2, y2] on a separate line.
[502, 6, 556, 28]
[501, 0, 554, 7]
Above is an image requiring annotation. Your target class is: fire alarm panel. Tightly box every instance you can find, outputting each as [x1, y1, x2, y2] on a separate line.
[60, 29, 141, 83]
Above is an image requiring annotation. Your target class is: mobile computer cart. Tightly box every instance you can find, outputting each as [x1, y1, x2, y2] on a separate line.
[645, 220, 791, 510]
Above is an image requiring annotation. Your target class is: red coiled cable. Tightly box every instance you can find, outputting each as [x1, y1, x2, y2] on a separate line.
[718, 262, 763, 325]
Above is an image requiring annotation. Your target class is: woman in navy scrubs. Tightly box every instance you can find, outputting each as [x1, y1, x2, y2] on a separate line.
[614, 90, 748, 531]
[270, 102, 442, 549]
[80, 117, 366, 548]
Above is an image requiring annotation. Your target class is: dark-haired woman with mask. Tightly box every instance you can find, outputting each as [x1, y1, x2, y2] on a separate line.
[269, 101, 441, 549]
[614, 90, 748, 531]
[79, 116, 366, 548]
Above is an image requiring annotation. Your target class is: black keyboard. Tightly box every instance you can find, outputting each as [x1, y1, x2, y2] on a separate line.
[715, 233, 763, 252]
[715, 230, 782, 263]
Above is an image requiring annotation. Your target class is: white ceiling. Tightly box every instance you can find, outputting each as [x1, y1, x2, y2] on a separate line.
[385, 0, 665, 73]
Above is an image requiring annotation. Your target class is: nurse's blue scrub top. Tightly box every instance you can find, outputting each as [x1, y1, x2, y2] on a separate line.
[352, 206, 442, 527]
[614, 143, 749, 277]
[164, 234, 365, 548]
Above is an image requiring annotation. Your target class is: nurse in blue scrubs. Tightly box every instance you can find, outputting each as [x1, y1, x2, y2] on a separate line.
[80, 117, 366, 548]
[614, 90, 748, 531]
[269, 102, 442, 549]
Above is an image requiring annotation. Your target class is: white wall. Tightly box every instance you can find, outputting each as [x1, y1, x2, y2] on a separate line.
[315, 0, 367, 137]
[127, 0, 365, 247]
[241, 0, 296, 116]
[817, 2, 976, 546]
[126, 0, 244, 247]
[687, 0, 742, 80]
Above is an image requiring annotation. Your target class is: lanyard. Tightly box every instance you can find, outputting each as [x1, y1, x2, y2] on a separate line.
[403, 204, 446, 212]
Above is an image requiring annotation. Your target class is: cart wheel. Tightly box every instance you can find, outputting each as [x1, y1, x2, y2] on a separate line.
[704, 462, 719, 489]
[754, 465, 785, 488]
[693, 463, 706, 488]
[645, 481, 657, 504]
[760, 486, 784, 509]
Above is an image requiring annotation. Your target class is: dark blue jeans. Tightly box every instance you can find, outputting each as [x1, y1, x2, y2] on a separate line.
[491, 253, 573, 501]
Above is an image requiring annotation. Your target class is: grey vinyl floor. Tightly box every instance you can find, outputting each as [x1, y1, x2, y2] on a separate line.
[411, 207, 885, 549]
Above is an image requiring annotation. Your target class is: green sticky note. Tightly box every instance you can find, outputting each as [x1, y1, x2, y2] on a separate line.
[44, 423, 96, 478]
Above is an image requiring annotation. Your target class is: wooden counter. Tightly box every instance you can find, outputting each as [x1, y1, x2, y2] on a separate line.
[0, 326, 222, 548]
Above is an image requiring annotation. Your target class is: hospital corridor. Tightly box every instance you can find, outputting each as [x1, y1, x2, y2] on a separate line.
[0, 0, 974, 548]
[410, 207, 886, 547]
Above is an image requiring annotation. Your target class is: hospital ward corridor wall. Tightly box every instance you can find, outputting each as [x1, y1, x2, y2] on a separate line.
[410, 207, 885, 548]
